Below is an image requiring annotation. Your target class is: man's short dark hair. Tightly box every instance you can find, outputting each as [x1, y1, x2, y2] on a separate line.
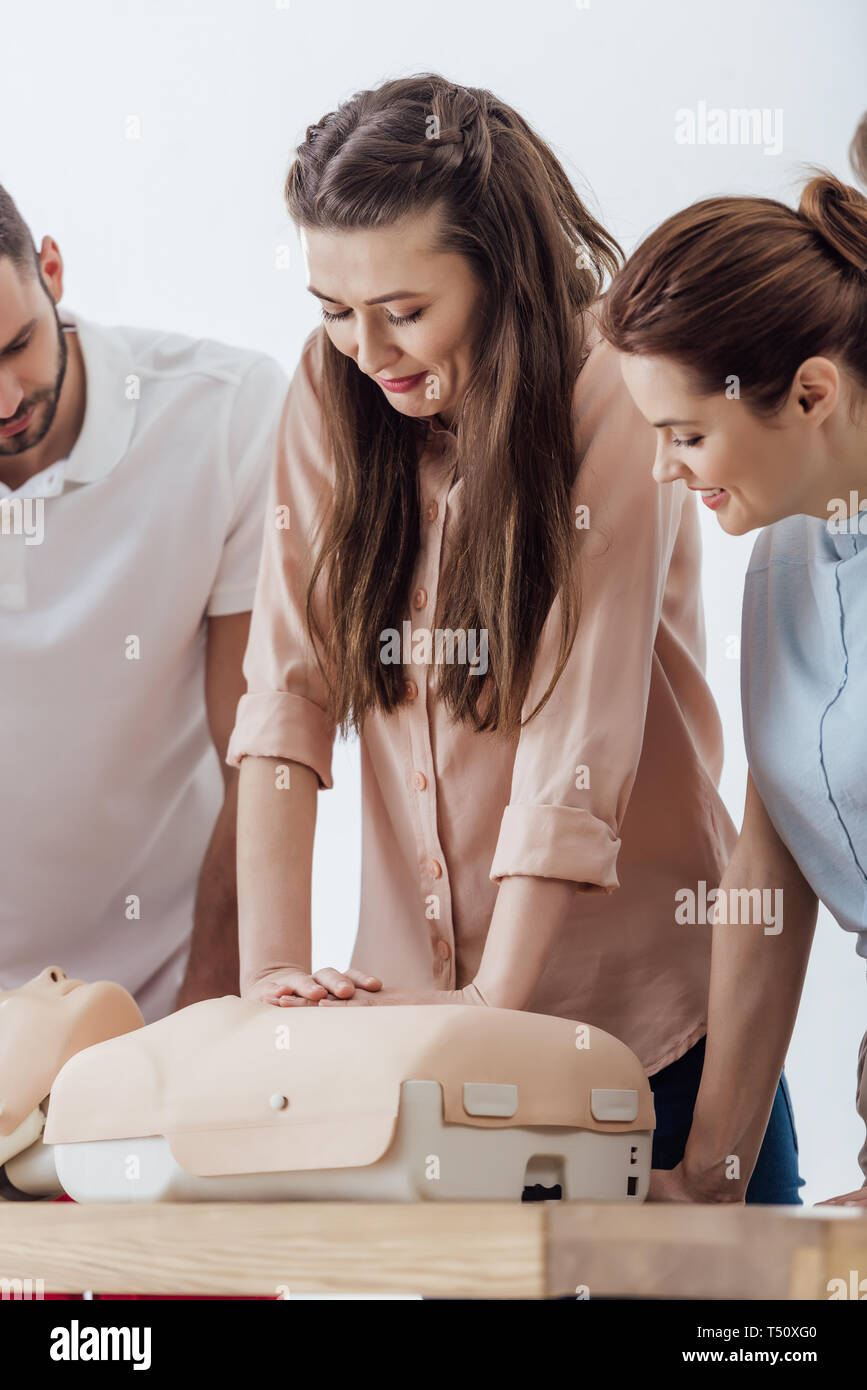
[0, 185, 39, 276]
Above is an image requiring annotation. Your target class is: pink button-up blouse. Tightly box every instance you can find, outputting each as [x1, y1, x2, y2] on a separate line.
[227, 318, 737, 1074]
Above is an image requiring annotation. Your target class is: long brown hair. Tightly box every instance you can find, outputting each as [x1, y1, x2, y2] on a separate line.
[285, 74, 621, 738]
[598, 121, 867, 415]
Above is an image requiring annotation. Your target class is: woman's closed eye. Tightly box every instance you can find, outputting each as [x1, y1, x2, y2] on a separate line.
[320, 307, 425, 327]
[671, 435, 704, 448]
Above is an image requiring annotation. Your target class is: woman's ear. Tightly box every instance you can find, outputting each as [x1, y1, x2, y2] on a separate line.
[792, 356, 839, 422]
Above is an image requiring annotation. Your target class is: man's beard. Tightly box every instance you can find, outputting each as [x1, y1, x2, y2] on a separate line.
[0, 305, 69, 456]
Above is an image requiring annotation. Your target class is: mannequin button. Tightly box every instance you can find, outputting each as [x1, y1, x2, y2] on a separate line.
[426, 858, 442, 879]
[413, 770, 427, 791]
[404, 679, 418, 700]
[590, 1088, 639, 1122]
[412, 587, 427, 610]
[463, 1083, 518, 1118]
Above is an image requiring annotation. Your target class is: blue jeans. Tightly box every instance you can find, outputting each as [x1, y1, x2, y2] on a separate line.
[650, 1034, 805, 1204]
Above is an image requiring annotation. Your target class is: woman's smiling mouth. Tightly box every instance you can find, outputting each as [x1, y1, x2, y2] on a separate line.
[689, 484, 729, 511]
[376, 371, 427, 394]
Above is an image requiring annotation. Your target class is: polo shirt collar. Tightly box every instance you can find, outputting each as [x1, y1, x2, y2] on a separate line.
[59, 309, 138, 485]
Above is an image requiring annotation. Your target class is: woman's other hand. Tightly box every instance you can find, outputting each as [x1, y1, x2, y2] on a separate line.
[648, 1160, 746, 1204]
[816, 1186, 867, 1208]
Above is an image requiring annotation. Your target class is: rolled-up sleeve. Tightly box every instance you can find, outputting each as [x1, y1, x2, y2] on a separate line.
[226, 329, 337, 788]
[490, 338, 686, 889]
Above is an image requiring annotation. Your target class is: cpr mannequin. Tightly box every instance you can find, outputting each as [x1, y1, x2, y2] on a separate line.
[0, 967, 144, 1199]
[44, 997, 655, 1202]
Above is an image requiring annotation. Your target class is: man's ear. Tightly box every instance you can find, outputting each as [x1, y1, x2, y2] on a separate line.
[36, 236, 65, 306]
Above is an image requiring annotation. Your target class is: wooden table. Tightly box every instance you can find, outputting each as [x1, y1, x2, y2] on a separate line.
[1, 1202, 865, 1299]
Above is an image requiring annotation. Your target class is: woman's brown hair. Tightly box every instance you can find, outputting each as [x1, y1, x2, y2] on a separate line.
[598, 118, 867, 416]
[285, 73, 621, 737]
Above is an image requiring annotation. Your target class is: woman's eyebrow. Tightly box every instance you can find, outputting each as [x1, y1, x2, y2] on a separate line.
[307, 287, 422, 306]
[653, 418, 701, 428]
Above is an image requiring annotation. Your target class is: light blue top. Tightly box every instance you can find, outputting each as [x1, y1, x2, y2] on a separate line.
[741, 509, 867, 968]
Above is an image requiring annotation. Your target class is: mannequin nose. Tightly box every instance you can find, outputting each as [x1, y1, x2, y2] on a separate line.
[40, 967, 68, 985]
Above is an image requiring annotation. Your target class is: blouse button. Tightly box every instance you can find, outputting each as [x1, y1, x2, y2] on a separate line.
[404, 679, 418, 701]
[426, 858, 443, 879]
[435, 940, 451, 960]
[426, 500, 438, 522]
[413, 771, 427, 792]
[412, 587, 428, 610]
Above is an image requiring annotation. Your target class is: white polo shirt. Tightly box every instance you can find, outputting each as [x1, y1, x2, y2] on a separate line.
[0, 310, 287, 1021]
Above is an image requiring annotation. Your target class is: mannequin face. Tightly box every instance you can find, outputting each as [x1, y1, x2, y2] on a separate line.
[619, 352, 856, 536]
[301, 204, 485, 429]
[0, 965, 88, 1010]
[0, 968, 143, 1135]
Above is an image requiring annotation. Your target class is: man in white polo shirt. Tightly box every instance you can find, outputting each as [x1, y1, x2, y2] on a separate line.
[0, 188, 288, 1021]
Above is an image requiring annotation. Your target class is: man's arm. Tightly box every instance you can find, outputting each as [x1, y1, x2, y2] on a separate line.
[174, 611, 250, 1009]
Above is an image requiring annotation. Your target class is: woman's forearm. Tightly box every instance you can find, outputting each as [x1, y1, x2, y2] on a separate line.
[474, 874, 578, 1009]
[684, 782, 818, 1195]
[236, 755, 318, 992]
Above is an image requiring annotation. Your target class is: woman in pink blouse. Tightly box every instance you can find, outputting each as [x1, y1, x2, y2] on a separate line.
[227, 74, 801, 1201]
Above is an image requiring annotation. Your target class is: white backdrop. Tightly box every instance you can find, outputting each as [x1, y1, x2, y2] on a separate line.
[3, 0, 865, 1204]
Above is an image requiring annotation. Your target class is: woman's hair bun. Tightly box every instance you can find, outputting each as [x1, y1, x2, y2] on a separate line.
[798, 136, 867, 277]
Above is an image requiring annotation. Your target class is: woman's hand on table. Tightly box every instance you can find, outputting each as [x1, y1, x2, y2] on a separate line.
[245, 965, 383, 1006]
[648, 1160, 746, 1204]
[816, 1186, 867, 1208]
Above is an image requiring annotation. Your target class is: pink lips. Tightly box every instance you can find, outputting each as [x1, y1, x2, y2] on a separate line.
[688, 484, 728, 512]
[376, 371, 427, 394]
[0, 406, 34, 438]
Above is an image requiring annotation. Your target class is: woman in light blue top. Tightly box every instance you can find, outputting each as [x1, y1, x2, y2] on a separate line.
[598, 117, 867, 1206]
[743, 509, 867, 980]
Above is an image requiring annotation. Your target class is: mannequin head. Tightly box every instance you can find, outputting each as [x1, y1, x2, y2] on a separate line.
[0, 967, 143, 1136]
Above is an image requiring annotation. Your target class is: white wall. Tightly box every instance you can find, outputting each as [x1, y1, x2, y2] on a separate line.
[3, 0, 864, 1204]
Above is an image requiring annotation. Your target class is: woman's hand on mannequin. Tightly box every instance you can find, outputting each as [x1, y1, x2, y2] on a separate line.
[816, 1187, 867, 1207]
[317, 981, 490, 1007]
[245, 965, 383, 1006]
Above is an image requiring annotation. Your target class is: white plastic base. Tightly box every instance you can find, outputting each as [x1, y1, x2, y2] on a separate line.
[54, 1080, 652, 1203]
[1, 1135, 61, 1200]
